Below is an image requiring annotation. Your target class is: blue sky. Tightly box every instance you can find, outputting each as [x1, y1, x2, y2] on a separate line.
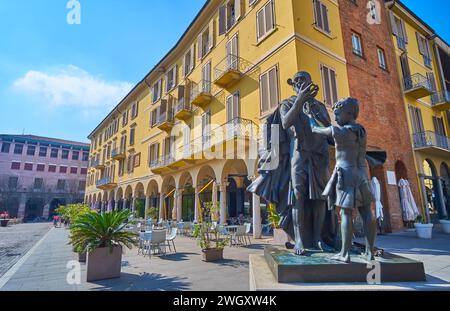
[0, 0, 448, 143]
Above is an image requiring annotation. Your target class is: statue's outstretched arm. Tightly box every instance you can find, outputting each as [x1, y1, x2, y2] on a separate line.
[310, 117, 333, 138]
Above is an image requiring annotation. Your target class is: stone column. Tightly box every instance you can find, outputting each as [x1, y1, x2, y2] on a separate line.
[114, 200, 119, 211]
[194, 188, 200, 223]
[108, 199, 114, 212]
[212, 181, 218, 222]
[131, 197, 136, 212]
[437, 178, 448, 218]
[219, 183, 228, 224]
[159, 193, 165, 220]
[252, 193, 262, 239]
[419, 175, 431, 222]
[176, 189, 183, 222]
[17, 193, 27, 220]
[145, 196, 150, 210]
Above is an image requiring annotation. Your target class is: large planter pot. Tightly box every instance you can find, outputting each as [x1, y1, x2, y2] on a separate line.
[0, 219, 9, 227]
[86, 246, 122, 282]
[78, 252, 87, 263]
[415, 223, 433, 239]
[440, 220, 450, 234]
[273, 228, 291, 245]
[202, 248, 223, 262]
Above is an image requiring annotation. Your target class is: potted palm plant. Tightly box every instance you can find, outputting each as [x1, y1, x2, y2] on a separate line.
[415, 215, 434, 239]
[193, 222, 229, 262]
[69, 209, 138, 282]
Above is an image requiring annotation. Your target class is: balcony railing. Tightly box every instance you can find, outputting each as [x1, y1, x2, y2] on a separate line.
[423, 55, 432, 68]
[403, 73, 433, 98]
[157, 110, 175, 131]
[111, 147, 126, 160]
[92, 159, 104, 169]
[413, 131, 450, 152]
[174, 97, 192, 121]
[96, 176, 117, 190]
[190, 80, 213, 108]
[431, 90, 450, 111]
[214, 55, 252, 88]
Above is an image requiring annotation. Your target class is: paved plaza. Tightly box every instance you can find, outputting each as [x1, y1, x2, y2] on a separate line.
[0, 224, 449, 291]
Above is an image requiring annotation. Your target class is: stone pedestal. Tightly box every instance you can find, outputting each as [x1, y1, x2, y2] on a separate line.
[263, 245, 426, 284]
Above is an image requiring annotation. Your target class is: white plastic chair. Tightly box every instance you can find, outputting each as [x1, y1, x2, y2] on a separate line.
[166, 228, 178, 253]
[230, 225, 247, 246]
[138, 231, 152, 255]
[244, 223, 252, 245]
[148, 230, 167, 257]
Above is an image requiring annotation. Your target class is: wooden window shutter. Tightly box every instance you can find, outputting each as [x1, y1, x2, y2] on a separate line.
[197, 33, 203, 59]
[314, 0, 323, 29]
[235, 0, 242, 21]
[330, 68, 338, 104]
[401, 20, 408, 43]
[226, 95, 233, 122]
[260, 72, 269, 113]
[416, 32, 424, 55]
[322, 3, 330, 33]
[389, 12, 398, 36]
[400, 53, 411, 78]
[233, 91, 240, 118]
[182, 52, 186, 77]
[321, 65, 331, 106]
[265, 0, 275, 33]
[256, 8, 265, 39]
[209, 20, 215, 51]
[268, 67, 278, 109]
[190, 44, 195, 71]
[173, 65, 178, 88]
[219, 5, 226, 35]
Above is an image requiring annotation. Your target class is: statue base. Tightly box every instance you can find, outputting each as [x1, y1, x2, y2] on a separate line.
[264, 245, 426, 283]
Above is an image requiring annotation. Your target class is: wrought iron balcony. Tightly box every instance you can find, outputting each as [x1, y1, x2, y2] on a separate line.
[156, 110, 175, 132]
[403, 73, 433, 99]
[174, 97, 192, 121]
[96, 176, 117, 190]
[150, 153, 176, 174]
[92, 159, 105, 170]
[413, 131, 450, 155]
[111, 147, 126, 160]
[431, 91, 450, 111]
[190, 80, 213, 109]
[213, 55, 252, 88]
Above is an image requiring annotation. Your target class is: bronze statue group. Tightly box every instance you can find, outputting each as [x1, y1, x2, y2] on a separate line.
[249, 71, 377, 263]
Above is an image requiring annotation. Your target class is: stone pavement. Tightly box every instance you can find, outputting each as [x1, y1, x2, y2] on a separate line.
[0, 225, 449, 291]
[0, 223, 52, 278]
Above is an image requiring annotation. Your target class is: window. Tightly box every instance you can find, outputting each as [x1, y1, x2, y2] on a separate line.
[320, 64, 338, 106]
[48, 165, 57, 173]
[60, 149, 69, 160]
[389, 13, 408, 50]
[24, 163, 33, 171]
[99, 134, 103, 146]
[122, 110, 129, 127]
[408, 106, 424, 134]
[183, 45, 195, 77]
[127, 155, 135, 173]
[34, 178, 43, 190]
[1, 142, 11, 153]
[39, 146, 47, 157]
[226, 91, 240, 122]
[202, 62, 212, 93]
[80, 168, 88, 175]
[120, 135, 127, 151]
[50, 148, 59, 158]
[198, 20, 215, 59]
[352, 32, 363, 57]
[131, 102, 139, 119]
[150, 109, 158, 127]
[14, 144, 23, 155]
[60, 166, 68, 174]
[152, 79, 163, 103]
[27, 145, 36, 156]
[314, 0, 330, 34]
[256, 0, 275, 41]
[166, 66, 178, 92]
[36, 164, 45, 172]
[219, 0, 242, 35]
[82, 152, 89, 161]
[118, 159, 125, 177]
[8, 177, 18, 189]
[57, 179, 66, 191]
[72, 151, 79, 161]
[377, 47, 387, 70]
[70, 167, 78, 174]
[202, 111, 212, 147]
[78, 180, 86, 191]
[416, 32, 432, 68]
[11, 162, 21, 170]
[149, 143, 160, 166]
[130, 127, 136, 146]
[260, 66, 279, 113]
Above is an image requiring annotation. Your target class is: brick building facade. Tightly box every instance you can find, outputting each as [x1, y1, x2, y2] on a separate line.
[338, 0, 421, 231]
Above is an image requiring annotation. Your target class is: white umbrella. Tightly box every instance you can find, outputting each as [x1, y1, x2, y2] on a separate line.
[398, 179, 420, 222]
[371, 177, 384, 221]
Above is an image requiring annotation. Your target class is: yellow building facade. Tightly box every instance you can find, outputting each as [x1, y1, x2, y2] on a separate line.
[386, 1, 450, 222]
[85, 0, 350, 236]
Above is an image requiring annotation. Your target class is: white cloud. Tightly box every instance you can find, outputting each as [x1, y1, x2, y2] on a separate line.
[13, 65, 133, 110]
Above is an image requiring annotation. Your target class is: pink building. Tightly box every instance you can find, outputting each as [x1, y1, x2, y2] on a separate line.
[0, 134, 89, 221]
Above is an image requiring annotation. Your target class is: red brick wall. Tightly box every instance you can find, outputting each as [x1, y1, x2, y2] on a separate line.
[338, 0, 421, 232]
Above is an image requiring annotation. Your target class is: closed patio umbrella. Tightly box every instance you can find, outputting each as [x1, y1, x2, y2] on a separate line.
[370, 177, 384, 221]
[398, 178, 420, 222]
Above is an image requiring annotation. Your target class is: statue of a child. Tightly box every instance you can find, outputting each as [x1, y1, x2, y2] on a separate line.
[309, 97, 376, 263]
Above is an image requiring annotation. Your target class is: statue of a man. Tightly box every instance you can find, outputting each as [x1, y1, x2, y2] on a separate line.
[278, 72, 332, 255]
